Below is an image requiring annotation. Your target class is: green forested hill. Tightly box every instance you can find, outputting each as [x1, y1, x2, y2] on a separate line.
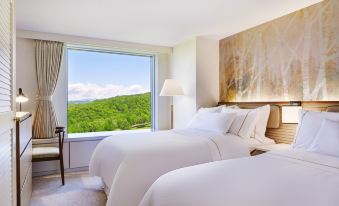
[68, 92, 151, 133]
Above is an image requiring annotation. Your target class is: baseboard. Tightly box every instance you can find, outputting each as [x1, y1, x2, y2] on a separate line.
[32, 166, 89, 177]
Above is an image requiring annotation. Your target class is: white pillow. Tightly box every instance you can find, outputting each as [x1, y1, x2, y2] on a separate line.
[198, 105, 225, 113]
[308, 119, 339, 157]
[293, 110, 339, 149]
[186, 111, 237, 134]
[251, 105, 270, 142]
[222, 107, 259, 139]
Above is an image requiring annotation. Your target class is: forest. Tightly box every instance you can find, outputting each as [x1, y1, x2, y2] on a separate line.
[68, 92, 151, 133]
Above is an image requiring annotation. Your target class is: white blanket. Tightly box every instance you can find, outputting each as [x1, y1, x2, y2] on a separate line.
[140, 149, 339, 206]
[89, 129, 250, 206]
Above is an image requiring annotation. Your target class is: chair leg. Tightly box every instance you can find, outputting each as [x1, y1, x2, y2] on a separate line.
[60, 155, 65, 185]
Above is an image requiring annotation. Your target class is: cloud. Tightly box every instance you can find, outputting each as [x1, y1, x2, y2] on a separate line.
[68, 83, 149, 101]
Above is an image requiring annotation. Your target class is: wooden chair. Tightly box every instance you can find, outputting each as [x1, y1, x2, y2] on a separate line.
[32, 126, 65, 185]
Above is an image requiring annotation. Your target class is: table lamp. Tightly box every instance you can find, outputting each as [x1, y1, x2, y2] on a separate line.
[16, 88, 29, 112]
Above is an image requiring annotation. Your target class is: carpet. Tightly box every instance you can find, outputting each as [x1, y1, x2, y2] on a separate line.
[30, 172, 107, 206]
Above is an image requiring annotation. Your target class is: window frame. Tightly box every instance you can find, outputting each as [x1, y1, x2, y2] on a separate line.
[66, 45, 156, 135]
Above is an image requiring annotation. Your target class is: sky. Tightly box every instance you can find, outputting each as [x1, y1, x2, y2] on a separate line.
[68, 49, 151, 101]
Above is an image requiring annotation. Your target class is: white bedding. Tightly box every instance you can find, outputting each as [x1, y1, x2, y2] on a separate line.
[140, 149, 339, 206]
[89, 129, 250, 206]
[246, 136, 276, 151]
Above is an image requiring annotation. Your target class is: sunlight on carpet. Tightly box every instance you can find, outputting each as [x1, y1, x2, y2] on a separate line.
[30, 172, 107, 206]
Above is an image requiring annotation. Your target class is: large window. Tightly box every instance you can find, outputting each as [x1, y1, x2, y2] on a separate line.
[67, 48, 154, 134]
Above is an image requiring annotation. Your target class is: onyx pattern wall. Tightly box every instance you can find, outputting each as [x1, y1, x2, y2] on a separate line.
[220, 0, 339, 102]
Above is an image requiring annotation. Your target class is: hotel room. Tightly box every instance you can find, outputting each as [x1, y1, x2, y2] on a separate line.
[0, 0, 338, 206]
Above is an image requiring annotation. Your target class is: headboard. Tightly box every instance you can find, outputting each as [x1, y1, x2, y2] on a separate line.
[218, 101, 339, 144]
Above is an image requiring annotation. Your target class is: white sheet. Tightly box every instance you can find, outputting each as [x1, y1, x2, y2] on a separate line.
[89, 129, 250, 206]
[140, 149, 339, 206]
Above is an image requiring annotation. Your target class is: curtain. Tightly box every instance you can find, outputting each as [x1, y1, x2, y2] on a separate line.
[32, 40, 64, 139]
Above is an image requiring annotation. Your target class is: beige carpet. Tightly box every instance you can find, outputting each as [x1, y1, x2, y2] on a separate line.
[30, 172, 107, 206]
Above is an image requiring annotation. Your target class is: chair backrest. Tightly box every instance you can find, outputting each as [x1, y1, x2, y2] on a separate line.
[55, 127, 65, 151]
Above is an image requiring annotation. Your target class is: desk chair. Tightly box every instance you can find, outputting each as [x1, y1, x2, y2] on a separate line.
[32, 126, 65, 185]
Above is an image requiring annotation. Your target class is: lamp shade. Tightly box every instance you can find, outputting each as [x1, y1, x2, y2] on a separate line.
[16, 88, 29, 103]
[160, 79, 184, 96]
[282, 106, 302, 123]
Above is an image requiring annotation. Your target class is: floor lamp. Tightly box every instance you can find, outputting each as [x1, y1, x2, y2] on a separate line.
[160, 79, 184, 129]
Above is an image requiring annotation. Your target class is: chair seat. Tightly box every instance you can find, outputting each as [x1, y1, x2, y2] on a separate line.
[32, 147, 60, 159]
[32, 137, 59, 145]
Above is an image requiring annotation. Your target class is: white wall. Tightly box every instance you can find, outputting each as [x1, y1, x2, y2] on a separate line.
[155, 53, 170, 130]
[170, 37, 219, 128]
[196, 37, 219, 108]
[16, 30, 172, 132]
[16, 38, 37, 119]
[170, 38, 197, 128]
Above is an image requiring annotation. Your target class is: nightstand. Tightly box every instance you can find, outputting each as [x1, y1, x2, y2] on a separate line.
[251, 144, 291, 156]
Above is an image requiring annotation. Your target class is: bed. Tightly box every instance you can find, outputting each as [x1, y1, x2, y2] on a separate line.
[89, 104, 278, 206]
[139, 149, 339, 206]
[89, 129, 250, 206]
[139, 105, 339, 206]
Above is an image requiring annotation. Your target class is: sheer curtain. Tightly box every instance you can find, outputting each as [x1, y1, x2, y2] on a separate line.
[32, 40, 64, 139]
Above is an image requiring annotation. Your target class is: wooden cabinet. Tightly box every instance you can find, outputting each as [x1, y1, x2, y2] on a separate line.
[16, 112, 33, 206]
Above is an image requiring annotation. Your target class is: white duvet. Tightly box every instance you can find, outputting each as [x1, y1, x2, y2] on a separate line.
[140, 149, 339, 206]
[89, 129, 250, 206]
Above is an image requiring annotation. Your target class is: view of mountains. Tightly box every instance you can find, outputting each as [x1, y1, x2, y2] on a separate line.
[67, 92, 151, 133]
[68, 99, 95, 104]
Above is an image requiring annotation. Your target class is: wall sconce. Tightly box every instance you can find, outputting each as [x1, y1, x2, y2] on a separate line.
[282, 101, 302, 124]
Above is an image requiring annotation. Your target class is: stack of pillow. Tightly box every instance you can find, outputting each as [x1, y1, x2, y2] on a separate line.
[187, 105, 339, 158]
[187, 104, 271, 143]
[293, 110, 339, 157]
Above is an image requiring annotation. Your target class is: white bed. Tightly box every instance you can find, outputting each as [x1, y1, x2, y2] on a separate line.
[139, 149, 339, 206]
[89, 128, 271, 206]
[140, 109, 339, 206]
[89, 104, 276, 206]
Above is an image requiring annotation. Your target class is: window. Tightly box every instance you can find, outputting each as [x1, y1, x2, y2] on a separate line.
[67, 47, 154, 135]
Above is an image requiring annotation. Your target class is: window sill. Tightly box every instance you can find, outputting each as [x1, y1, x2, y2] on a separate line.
[32, 129, 151, 145]
[66, 129, 151, 142]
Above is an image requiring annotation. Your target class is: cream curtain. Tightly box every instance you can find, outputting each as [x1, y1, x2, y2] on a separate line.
[33, 40, 64, 139]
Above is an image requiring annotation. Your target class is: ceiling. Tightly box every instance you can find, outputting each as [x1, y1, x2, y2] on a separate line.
[16, 0, 322, 47]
